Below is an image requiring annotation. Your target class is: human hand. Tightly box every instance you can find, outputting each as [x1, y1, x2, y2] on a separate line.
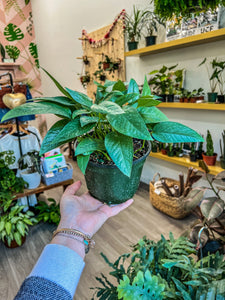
[58, 180, 133, 237]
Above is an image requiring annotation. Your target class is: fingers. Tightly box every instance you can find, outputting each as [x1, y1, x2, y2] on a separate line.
[100, 199, 134, 217]
[63, 181, 82, 197]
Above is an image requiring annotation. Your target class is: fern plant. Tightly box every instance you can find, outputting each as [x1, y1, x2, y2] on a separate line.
[92, 233, 225, 299]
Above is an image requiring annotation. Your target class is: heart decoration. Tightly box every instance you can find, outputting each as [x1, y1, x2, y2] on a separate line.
[3, 93, 26, 110]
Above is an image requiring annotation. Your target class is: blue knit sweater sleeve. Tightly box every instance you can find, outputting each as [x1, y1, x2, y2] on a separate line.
[14, 244, 85, 300]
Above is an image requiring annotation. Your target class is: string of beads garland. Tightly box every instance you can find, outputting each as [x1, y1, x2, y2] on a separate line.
[81, 9, 126, 48]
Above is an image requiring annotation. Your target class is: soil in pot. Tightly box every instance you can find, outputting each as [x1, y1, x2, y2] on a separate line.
[207, 92, 217, 103]
[84, 140, 151, 205]
[145, 36, 156, 46]
[202, 153, 217, 166]
[4, 235, 26, 248]
[127, 41, 138, 51]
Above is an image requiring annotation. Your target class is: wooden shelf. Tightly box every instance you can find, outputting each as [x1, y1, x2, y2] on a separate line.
[157, 102, 225, 110]
[13, 179, 73, 201]
[125, 28, 225, 57]
[150, 152, 223, 175]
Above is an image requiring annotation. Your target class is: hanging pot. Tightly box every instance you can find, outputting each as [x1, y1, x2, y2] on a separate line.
[84, 142, 151, 205]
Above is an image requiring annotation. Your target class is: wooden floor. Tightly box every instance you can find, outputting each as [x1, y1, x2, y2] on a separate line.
[0, 160, 194, 300]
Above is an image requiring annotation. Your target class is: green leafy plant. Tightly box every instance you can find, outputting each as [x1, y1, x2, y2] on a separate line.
[98, 55, 121, 75]
[92, 233, 225, 299]
[18, 150, 41, 173]
[78, 72, 91, 89]
[144, 10, 165, 36]
[5, 45, 20, 61]
[125, 6, 148, 42]
[35, 198, 60, 224]
[0, 204, 37, 247]
[1, 69, 204, 178]
[93, 69, 106, 82]
[154, 0, 224, 20]
[206, 130, 214, 156]
[4, 23, 24, 41]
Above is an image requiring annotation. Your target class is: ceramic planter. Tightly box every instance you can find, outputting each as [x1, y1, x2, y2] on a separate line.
[220, 156, 225, 169]
[4, 235, 26, 248]
[127, 41, 138, 51]
[84, 142, 151, 205]
[20, 171, 41, 189]
[217, 95, 225, 103]
[202, 153, 217, 166]
[145, 36, 156, 46]
[207, 92, 217, 103]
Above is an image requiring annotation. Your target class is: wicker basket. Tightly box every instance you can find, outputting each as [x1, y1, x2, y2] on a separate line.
[149, 174, 189, 219]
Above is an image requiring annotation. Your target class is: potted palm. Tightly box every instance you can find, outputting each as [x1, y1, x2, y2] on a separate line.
[202, 130, 217, 166]
[2, 70, 204, 205]
[125, 6, 148, 51]
[0, 203, 37, 248]
[18, 150, 41, 189]
[144, 11, 165, 46]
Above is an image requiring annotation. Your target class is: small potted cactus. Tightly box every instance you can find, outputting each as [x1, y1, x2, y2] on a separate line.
[202, 130, 217, 166]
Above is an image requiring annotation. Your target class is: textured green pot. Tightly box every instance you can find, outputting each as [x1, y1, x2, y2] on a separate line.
[207, 92, 217, 102]
[127, 41, 138, 51]
[85, 143, 151, 205]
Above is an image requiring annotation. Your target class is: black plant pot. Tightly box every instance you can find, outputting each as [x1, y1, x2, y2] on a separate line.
[159, 94, 167, 102]
[207, 92, 217, 102]
[167, 151, 174, 157]
[84, 142, 151, 205]
[145, 36, 156, 46]
[100, 75, 106, 81]
[127, 41, 138, 51]
[167, 94, 174, 102]
[197, 150, 203, 160]
[217, 95, 225, 103]
[190, 153, 197, 162]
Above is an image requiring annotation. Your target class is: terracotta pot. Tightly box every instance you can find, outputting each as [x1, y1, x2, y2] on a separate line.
[103, 62, 110, 70]
[161, 149, 167, 155]
[197, 96, 204, 101]
[183, 97, 189, 103]
[4, 235, 26, 248]
[190, 97, 197, 103]
[202, 153, 217, 166]
[179, 97, 184, 102]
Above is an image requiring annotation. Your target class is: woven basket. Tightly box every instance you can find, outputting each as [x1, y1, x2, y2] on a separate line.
[149, 173, 189, 219]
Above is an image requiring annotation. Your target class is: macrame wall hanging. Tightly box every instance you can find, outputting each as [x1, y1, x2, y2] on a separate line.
[78, 10, 126, 99]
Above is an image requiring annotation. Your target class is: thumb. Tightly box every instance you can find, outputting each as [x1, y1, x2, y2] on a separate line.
[63, 180, 82, 196]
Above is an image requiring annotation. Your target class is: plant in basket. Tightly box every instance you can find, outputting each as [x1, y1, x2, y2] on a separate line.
[202, 130, 217, 166]
[92, 232, 225, 299]
[184, 160, 225, 256]
[2, 69, 204, 205]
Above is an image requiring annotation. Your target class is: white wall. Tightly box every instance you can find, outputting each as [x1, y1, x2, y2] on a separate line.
[31, 0, 225, 184]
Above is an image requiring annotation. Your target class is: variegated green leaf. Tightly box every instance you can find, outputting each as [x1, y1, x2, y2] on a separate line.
[200, 197, 224, 220]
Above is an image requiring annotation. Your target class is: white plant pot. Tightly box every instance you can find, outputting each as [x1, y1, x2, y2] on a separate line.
[20, 170, 41, 189]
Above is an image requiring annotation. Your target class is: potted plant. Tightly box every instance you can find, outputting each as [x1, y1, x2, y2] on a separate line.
[212, 59, 225, 103]
[189, 142, 197, 162]
[2, 70, 204, 205]
[154, 0, 223, 19]
[18, 150, 41, 189]
[202, 130, 217, 166]
[184, 160, 225, 256]
[197, 139, 204, 159]
[150, 141, 158, 153]
[36, 198, 60, 225]
[220, 130, 225, 169]
[175, 143, 183, 157]
[199, 58, 222, 103]
[161, 143, 167, 155]
[94, 68, 106, 82]
[98, 56, 121, 76]
[78, 72, 91, 89]
[125, 6, 148, 51]
[0, 203, 37, 248]
[92, 232, 225, 299]
[167, 143, 174, 157]
[144, 11, 165, 46]
[82, 55, 90, 65]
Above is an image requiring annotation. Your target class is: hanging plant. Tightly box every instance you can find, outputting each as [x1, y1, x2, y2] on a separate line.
[154, 0, 225, 20]
[78, 72, 91, 88]
[93, 68, 106, 82]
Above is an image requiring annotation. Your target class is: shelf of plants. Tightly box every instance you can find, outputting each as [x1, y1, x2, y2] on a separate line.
[150, 152, 223, 175]
[157, 102, 225, 110]
[125, 28, 225, 57]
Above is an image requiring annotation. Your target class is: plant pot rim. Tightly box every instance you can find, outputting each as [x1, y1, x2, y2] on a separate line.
[202, 152, 217, 158]
[87, 141, 151, 170]
[20, 170, 40, 175]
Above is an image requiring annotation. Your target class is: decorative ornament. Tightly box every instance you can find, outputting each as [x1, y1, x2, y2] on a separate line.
[3, 93, 26, 109]
[81, 9, 126, 48]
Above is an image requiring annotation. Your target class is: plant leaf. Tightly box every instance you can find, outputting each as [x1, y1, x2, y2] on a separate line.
[4, 23, 24, 41]
[72, 109, 90, 119]
[112, 80, 126, 92]
[1, 102, 71, 122]
[127, 78, 140, 95]
[40, 119, 70, 155]
[142, 76, 151, 96]
[183, 187, 206, 211]
[65, 87, 93, 108]
[5, 222, 11, 235]
[77, 154, 90, 174]
[198, 160, 210, 174]
[107, 106, 152, 140]
[115, 93, 139, 106]
[91, 101, 124, 115]
[152, 122, 204, 143]
[137, 106, 169, 123]
[75, 138, 105, 156]
[137, 95, 161, 107]
[29, 42, 38, 58]
[5, 45, 20, 59]
[34, 96, 75, 107]
[105, 132, 133, 177]
[14, 232, 22, 246]
[80, 116, 99, 127]
[200, 197, 224, 220]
